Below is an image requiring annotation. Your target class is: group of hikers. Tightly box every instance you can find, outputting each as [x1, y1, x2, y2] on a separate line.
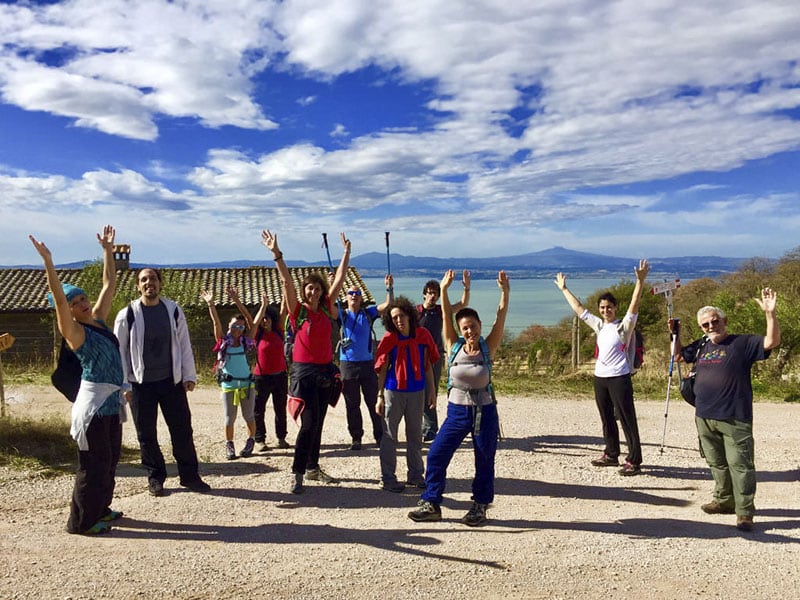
[29, 226, 780, 536]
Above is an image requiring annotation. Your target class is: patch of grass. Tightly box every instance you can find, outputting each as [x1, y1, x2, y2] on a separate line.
[0, 414, 139, 478]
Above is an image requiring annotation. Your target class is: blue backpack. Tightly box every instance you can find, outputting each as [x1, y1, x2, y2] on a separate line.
[446, 336, 495, 402]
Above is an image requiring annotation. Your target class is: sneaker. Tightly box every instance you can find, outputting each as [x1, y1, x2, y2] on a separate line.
[306, 468, 338, 484]
[618, 461, 642, 476]
[591, 453, 620, 467]
[701, 501, 736, 515]
[381, 481, 406, 493]
[181, 479, 212, 494]
[148, 479, 165, 497]
[240, 437, 255, 458]
[462, 502, 488, 527]
[422, 431, 437, 443]
[277, 438, 291, 449]
[290, 474, 304, 495]
[225, 441, 237, 460]
[350, 438, 362, 451]
[99, 509, 123, 522]
[408, 499, 442, 522]
[257, 442, 270, 452]
[736, 515, 754, 532]
[80, 521, 112, 536]
[407, 479, 427, 489]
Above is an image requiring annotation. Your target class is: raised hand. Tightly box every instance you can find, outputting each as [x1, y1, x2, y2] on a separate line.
[199, 289, 214, 305]
[441, 269, 455, 290]
[555, 272, 567, 291]
[755, 287, 777, 313]
[635, 259, 650, 281]
[340, 231, 351, 253]
[497, 270, 510, 291]
[29, 235, 52, 262]
[226, 286, 240, 302]
[261, 229, 278, 253]
[462, 269, 471, 289]
[97, 225, 115, 249]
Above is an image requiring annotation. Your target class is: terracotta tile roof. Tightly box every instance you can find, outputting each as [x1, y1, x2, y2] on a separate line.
[0, 266, 373, 313]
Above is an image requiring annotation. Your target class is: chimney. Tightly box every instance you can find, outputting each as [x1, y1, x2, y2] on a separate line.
[114, 244, 131, 270]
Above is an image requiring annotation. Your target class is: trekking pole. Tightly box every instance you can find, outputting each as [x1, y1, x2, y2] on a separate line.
[660, 326, 678, 454]
[385, 231, 394, 301]
[321, 233, 345, 320]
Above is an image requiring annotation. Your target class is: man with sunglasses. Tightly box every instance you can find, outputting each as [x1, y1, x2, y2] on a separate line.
[418, 271, 471, 442]
[671, 289, 780, 532]
[339, 276, 393, 450]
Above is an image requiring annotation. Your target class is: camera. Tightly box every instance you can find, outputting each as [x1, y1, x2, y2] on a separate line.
[340, 337, 352, 350]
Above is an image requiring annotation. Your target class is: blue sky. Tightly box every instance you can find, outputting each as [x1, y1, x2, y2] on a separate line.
[1, 0, 799, 266]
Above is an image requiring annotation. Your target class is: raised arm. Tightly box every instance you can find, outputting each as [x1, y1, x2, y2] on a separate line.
[328, 232, 352, 303]
[627, 259, 651, 315]
[29, 236, 84, 350]
[440, 269, 458, 353]
[755, 287, 781, 350]
[262, 229, 298, 316]
[227, 286, 254, 329]
[485, 270, 510, 357]
[450, 269, 471, 312]
[200, 289, 225, 340]
[555, 272, 586, 316]
[376, 274, 393, 313]
[92, 225, 117, 323]
[248, 291, 269, 339]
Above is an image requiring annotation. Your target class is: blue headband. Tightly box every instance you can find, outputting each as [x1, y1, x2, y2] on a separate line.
[47, 283, 86, 308]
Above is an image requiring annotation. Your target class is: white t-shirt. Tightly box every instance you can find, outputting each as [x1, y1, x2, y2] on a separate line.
[580, 309, 637, 378]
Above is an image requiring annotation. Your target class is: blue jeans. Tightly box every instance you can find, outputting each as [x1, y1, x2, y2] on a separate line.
[421, 402, 498, 506]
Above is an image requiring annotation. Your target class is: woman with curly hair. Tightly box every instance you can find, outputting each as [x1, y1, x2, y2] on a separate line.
[374, 296, 440, 493]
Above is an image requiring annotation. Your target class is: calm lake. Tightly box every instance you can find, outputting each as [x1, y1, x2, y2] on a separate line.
[362, 276, 622, 338]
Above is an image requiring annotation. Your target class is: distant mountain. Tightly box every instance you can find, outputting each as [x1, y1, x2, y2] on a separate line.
[2, 246, 756, 279]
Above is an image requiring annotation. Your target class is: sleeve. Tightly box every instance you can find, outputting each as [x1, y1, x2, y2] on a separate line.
[367, 306, 379, 321]
[680, 339, 702, 363]
[175, 305, 198, 383]
[374, 332, 396, 372]
[113, 306, 133, 392]
[579, 309, 603, 334]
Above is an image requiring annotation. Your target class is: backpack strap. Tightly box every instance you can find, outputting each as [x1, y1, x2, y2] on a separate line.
[446, 337, 493, 397]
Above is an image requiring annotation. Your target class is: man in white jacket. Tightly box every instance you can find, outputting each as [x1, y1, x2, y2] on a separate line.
[114, 268, 210, 496]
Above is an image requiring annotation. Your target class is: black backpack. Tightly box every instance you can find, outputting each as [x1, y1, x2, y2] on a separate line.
[50, 323, 120, 402]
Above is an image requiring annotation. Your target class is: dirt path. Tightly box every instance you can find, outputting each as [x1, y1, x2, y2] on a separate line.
[1, 384, 799, 599]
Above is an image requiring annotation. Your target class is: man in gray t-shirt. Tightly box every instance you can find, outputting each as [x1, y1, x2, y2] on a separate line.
[114, 267, 210, 497]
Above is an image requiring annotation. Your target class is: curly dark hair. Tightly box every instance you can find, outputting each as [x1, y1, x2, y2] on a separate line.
[381, 295, 419, 336]
[300, 272, 330, 306]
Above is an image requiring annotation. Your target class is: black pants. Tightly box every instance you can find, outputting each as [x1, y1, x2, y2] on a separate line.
[129, 378, 201, 485]
[593, 374, 642, 466]
[422, 355, 443, 437]
[254, 372, 289, 442]
[341, 360, 382, 443]
[67, 414, 121, 533]
[290, 363, 331, 474]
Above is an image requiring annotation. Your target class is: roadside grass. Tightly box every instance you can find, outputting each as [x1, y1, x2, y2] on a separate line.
[0, 414, 139, 478]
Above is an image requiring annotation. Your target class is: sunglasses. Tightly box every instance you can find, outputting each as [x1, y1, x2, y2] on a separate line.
[700, 318, 720, 330]
[230, 324, 246, 330]
[347, 290, 362, 296]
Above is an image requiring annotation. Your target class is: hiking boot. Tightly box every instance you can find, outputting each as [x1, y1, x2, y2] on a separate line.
[240, 437, 255, 457]
[408, 500, 442, 522]
[225, 441, 237, 460]
[80, 521, 112, 536]
[350, 438, 362, 451]
[422, 431, 437, 443]
[257, 442, 270, 453]
[461, 502, 488, 527]
[181, 479, 211, 494]
[148, 479, 165, 497]
[591, 453, 619, 467]
[618, 461, 642, 476]
[99, 509, 123, 522]
[290, 474, 304, 495]
[277, 438, 291, 449]
[701, 501, 735, 515]
[407, 479, 427, 489]
[736, 515, 754, 532]
[306, 468, 338, 484]
[381, 481, 406, 493]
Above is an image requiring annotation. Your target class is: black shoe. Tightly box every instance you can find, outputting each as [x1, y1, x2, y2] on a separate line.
[225, 441, 237, 460]
[590, 453, 620, 467]
[350, 438, 362, 451]
[461, 502, 488, 527]
[290, 474, 304, 495]
[181, 479, 211, 494]
[618, 461, 642, 476]
[306, 468, 338, 484]
[422, 431, 437, 443]
[381, 481, 405, 493]
[277, 438, 291, 449]
[407, 479, 426, 489]
[408, 499, 442, 522]
[240, 437, 255, 457]
[148, 479, 165, 497]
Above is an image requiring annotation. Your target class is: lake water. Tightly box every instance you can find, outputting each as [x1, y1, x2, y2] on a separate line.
[362, 276, 622, 338]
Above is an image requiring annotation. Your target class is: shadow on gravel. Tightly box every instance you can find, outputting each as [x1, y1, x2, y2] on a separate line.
[488, 516, 800, 543]
[109, 517, 513, 569]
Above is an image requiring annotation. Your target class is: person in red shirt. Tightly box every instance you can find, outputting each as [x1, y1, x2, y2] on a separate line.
[261, 229, 350, 494]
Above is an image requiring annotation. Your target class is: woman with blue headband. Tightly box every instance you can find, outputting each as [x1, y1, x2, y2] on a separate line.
[29, 226, 124, 536]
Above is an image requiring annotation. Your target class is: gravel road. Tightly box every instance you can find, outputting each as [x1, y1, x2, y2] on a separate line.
[1, 384, 798, 599]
